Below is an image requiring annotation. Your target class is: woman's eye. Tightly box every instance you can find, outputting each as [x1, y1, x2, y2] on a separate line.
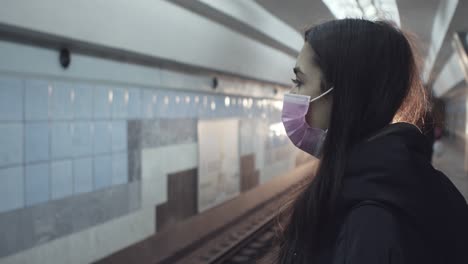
[291, 78, 303, 87]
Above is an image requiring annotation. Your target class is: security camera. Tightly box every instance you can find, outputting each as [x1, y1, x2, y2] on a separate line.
[59, 48, 71, 69]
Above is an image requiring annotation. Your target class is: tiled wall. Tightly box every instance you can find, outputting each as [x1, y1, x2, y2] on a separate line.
[0, 72, 300, 262]
[0, 77, 133, 213]
[0, 75, 290, 214]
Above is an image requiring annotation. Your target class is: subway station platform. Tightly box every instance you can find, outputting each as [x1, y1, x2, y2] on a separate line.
[1, 1, 468, 264]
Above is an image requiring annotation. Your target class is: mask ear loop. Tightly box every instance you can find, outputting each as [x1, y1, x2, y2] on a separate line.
[309, 87, 334, 103]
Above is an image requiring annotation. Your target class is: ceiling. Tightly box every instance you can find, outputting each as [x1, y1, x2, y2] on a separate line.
[254, 0, 334, 34]
[255, 0, 440, 76]
[397, 0, 440, 61]
[427, 1, 468, 88]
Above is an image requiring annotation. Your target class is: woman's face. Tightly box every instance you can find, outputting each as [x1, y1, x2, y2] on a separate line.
[291, 43, 332, 130]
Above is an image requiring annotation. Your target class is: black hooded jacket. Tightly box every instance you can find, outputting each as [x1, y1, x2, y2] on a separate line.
[328, 122, 468, 263]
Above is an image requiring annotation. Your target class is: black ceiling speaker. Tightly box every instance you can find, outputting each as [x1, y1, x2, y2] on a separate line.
[59, 48, 71, 69]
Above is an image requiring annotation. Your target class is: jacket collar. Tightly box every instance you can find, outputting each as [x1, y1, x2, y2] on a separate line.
[363, 122, 431, 162]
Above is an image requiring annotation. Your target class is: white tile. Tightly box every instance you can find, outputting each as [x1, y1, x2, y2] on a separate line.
[197, 95, 210, 118]
[174, 91, 192, 118]
[51, 122, 73, 159]
[0, 77, 23, 121]
[66, 227, 98, 264]
[25, 122, 50, 163]
[93, 121, 112, 154]
[73, 157, 93, 194]
[25, 79, 50, 120]
[93, 208, 154, 261]
[141, 143, 198, 207]
[112, 152, 128, 185]
[93, 86, 112, 119]
[127, 87, 142, 119]
[51, 82, 74, 120]
[51, 160, 73, 199]
[240, 120, 255, 156]
[0, 123, 23, 167]
[184, 93, 198, 118]
[111, 87, 128, 119]
[165, 91, 178, 118]
[197, 119, 240, 212]
[94, 155, 112, 190]
[111, 121, 127, 151]
[72, 121, 93, 157]
[25, 162, 50, 206]
[215, 95, 226, 117]
[141, 89, 155, 119]
[73, 83, 93, 119]
[0, 166, 24, 213]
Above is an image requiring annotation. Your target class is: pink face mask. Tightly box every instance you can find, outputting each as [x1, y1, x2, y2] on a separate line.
[281, 88, 333, 157]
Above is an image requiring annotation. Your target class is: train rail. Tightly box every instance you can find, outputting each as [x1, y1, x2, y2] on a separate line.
[172, 187, 296, 264]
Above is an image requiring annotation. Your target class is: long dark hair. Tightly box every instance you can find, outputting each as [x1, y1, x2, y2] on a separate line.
[276, 19, 429, 263]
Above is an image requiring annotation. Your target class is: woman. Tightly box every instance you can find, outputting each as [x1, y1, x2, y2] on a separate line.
[277, 19, 468, 263]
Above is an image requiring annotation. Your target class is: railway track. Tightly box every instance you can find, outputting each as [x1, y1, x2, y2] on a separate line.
[172, 189, 294, 264]
[209, 215, 276, 263]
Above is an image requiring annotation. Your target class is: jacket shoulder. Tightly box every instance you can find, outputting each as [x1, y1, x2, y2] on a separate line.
[332, 203, 404, 263]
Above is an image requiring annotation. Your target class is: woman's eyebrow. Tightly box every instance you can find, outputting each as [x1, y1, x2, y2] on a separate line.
[293, 67, 303, 75]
